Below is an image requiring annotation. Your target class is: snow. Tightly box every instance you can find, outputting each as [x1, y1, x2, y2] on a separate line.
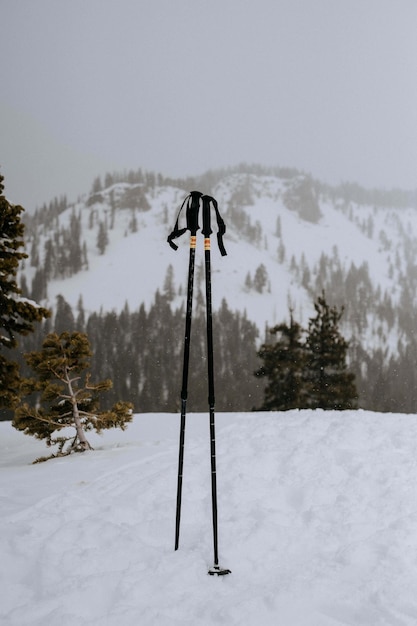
[2, 409, 417, 625]
[26, 176, 412, 344]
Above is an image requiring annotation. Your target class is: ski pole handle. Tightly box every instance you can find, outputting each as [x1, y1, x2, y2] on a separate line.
[186, 191, 203, 235]
[202, 195, 227, 256]
[202, 195, 213, 238]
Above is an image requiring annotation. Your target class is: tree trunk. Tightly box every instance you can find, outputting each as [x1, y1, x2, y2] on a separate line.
[66, 369, 92, 451]
[72, 402, 92, 451]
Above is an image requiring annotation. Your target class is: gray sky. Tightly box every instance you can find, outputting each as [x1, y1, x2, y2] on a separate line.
[1, 0, 417, 209]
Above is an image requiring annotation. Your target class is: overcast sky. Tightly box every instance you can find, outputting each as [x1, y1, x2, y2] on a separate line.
[1, 0, 417, 209]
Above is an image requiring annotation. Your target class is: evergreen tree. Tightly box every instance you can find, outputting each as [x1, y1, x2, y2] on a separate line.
[255, 312, 306, 410]
[275, 215, 282, 238]
[44, 238, 56, 280]
[97, 221, 109, 254]
[244, 271, 253, 291]
[30, 236, 39, 266]
[76, 296, 86, 332]
[283, 175, 322, 223]
[0, 173, 50, 409]
[305, 292, 357, 409]
[277, 240, 286, 263]
[104, 172, 114, 188]
[69, 210, 83, 273]
[13, 331, 133, 462]
[31, 267, 48, 302]
[119, 185, 151, 211]
[253, 263, 268, 293]
[91, 176, 102, 193]
[54, 295, 75, 334]
[163, 264, 175, 302]
[214, 299, 263, 411]
[255, 293, 358, 411]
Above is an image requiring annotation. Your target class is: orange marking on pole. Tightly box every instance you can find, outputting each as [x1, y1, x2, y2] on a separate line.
[190, 236, 197, 249]
[204, 238, 211, 250]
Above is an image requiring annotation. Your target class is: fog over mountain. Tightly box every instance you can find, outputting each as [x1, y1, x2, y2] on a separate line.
[2, 2, 417, 208]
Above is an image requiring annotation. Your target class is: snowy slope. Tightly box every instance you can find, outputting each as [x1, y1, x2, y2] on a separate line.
[23, 173, 417, 355]
[2, 410, 417, 625]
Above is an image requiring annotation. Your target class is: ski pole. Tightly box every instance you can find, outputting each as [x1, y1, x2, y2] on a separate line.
[168, 191, 230, 574]
[169, 191, 202, 551]
[202, 195, 231, 576]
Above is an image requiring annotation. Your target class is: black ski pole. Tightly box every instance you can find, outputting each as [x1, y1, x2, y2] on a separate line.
[202, 195, 231, 576]
[168, 191, 202, 551]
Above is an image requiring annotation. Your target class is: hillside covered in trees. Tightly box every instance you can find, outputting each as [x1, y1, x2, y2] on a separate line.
[7, 164, 417, 416]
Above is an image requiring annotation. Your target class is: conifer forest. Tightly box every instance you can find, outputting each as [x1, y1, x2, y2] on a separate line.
[3, 164, 417, 418]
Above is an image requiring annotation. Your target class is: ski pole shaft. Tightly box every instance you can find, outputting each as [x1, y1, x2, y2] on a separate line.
[174, 235, 195, 550]
[174, 191, 201, 551]
[202, 196, 231, 576]
[202, 195, 220, 567]
[206, 241, 219, 566]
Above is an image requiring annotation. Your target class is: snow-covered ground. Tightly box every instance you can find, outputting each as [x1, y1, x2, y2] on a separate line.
[2, 410, 417, 625]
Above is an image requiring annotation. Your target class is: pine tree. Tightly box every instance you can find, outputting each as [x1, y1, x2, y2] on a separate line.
[255, 312, 306, 410]
[0, 173, 50, 409]
[253, 263, 268, 293]
[163, 264, 175, 302]
[97, 221, 109, 254]
[31, 267, 48, 302]
[91, 176, 102, 193]
[283, 175, 322, 223]
[54, 294, 75, 334]
[255, 293, 358, 411]
[13, 331, 133, 462]
[69, 210, 83, 273]
[305, 291, 357, 409]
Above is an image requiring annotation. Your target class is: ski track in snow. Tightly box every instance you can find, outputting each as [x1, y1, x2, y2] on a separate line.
[1, 411, 417, 625]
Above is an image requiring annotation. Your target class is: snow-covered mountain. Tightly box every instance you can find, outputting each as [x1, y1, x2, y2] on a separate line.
[23, 168, 417, 352]
[19, 166, 417, 412]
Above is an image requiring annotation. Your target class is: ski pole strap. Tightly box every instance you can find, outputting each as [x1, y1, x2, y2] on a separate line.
[202, 195, 227, 257]
[167, 190, 203, 250]
[167, 192, 227, 256]
[167, 194, 192, 251]
[214, 203, 227, 257]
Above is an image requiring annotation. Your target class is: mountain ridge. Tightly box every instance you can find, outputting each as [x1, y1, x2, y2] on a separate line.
[17, 164, 417, 412]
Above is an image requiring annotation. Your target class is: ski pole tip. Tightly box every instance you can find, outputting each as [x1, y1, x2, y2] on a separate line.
[208, 565, 232, 576]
